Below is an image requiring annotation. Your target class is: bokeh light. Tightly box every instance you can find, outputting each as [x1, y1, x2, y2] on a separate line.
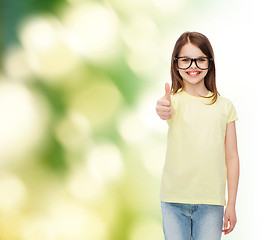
[61, 2, 121, 63]
[19, 14, 81, 80]
[0, 173, 27, 212]
[86, 141, 124, 184]
[0, 80, 49, 164]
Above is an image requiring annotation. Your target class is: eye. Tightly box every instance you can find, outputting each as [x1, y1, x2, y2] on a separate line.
[181, 58, 190, 62]
[198, 58, 207, 62]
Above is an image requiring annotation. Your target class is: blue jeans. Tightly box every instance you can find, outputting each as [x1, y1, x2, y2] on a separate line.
[161, 201, 224, 240]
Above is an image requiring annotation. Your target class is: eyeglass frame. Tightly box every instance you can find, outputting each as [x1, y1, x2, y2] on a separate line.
[173, 56, 213, 70]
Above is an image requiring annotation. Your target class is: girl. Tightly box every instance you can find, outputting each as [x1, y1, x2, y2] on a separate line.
[155, 31, 239, 240]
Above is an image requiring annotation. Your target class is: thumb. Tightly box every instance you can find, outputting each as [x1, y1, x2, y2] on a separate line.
[163, 83, 171, 102]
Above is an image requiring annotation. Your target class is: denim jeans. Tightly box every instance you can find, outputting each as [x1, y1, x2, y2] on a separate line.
[161, 201, 224, 240]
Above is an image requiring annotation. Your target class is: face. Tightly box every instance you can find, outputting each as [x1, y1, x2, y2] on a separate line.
[176, 43, 209, 85]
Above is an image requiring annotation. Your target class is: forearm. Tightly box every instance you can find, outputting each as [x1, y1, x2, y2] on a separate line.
[226, 158, 240, 207]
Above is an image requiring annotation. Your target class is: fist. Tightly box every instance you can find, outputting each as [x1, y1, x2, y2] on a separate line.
[156, 83, 173, 120]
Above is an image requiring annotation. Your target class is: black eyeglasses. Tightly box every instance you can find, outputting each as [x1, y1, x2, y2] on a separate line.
[174, 56, 213, 70]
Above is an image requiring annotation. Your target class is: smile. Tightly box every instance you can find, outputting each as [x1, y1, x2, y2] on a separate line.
[186, 71, 201, 76]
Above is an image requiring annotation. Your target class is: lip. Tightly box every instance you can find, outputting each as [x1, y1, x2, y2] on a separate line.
[186, 71, 201, 77]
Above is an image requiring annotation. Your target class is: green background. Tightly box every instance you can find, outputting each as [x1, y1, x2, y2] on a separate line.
[0, 0, 259, 239]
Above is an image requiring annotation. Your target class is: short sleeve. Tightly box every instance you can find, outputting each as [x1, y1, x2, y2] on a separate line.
[166, 94, 176, 127]
[226, 99, 238, 123]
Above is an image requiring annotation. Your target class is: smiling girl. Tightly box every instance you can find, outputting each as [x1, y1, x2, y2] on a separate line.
[156, 31, 239, 240]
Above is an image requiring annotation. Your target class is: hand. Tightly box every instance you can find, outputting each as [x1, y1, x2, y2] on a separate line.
[155, 83, 173, 120]
[222, 204, 237, 235]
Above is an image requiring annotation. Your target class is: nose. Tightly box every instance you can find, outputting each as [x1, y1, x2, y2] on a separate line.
[190, 59, 197, 68]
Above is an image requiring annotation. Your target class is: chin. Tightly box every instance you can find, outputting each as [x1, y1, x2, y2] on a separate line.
[183, 78, 204, 84]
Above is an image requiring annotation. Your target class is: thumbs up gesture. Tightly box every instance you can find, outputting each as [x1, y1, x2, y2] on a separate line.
[156, 83, 173, 120]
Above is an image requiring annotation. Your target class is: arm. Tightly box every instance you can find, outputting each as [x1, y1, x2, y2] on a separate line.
[225, 121, 240, 207]
[222, 121, 239, 235]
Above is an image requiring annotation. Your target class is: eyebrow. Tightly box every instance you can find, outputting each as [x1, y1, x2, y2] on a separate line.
[179, 55, 207, 58]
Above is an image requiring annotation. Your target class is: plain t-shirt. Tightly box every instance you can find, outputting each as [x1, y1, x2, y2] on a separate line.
[160, 88, 238, 206]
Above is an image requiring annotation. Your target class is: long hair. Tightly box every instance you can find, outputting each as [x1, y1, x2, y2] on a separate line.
[170, 31, 219, 105]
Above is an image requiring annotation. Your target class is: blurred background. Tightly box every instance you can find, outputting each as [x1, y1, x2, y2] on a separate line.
[0, 0, 265, 239]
